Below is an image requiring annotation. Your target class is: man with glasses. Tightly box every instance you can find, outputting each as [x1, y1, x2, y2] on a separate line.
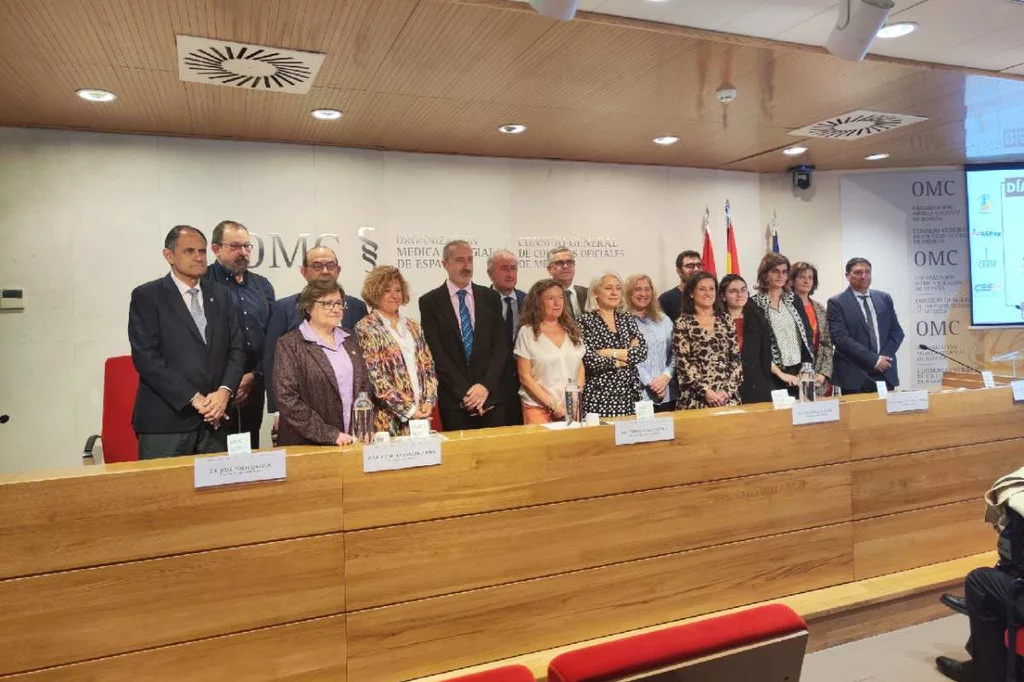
[658, 250, 702, 323]
[547, 247, 587, 319]
[826, 257, 904, 393]
[263, 246, 369, 423]
[203, 220, 275, 447]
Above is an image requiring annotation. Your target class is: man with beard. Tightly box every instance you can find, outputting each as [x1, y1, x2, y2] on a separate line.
[263, 245, 369, 428]
[203, 220, 276, 447]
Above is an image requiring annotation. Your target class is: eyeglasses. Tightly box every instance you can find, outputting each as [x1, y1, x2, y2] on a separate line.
[682, 262, 702, 271]
[308, 262, 340, 273]
[726, 287, 748, 296]
[217, 242, 253, 252]
[770, 267, 789, 276]
[551, 259, 576, 268]
[314, 300, 346, 311]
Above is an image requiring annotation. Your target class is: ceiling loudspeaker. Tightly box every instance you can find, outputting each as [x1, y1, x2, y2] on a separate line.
[527, 0, 581, 21]
[825, 0, 894, 61]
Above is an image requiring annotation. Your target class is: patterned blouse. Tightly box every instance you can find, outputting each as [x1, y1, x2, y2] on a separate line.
[355, 311, 439, 436]
[580, 310, 648, 417]
[750, 291, 812, 370]
[673, 313, 743, 410]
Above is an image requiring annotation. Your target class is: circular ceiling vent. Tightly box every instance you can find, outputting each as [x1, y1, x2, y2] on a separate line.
[176, 36, 325, 95]
[788, 109, 928, 140]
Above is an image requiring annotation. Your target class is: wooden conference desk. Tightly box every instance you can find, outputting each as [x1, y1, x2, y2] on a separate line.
[1, 388, 1022, 681]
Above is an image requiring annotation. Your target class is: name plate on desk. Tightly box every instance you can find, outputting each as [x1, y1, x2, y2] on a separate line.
[194, 450, 287, 489]
[1012, 380, 1024, 403]
[886, 390, 929, 414]
[791, 400, 840, 426]
[982, 371, 996, 389]
[363, 439, 442, 473]
[614, 418, 675, 446]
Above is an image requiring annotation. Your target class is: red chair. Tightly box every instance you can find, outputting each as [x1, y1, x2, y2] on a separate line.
[548, 603, 808, 682]
[443, 664, 534, 682]
[430, 402, 443, 433]
[83, 356, 139, 463]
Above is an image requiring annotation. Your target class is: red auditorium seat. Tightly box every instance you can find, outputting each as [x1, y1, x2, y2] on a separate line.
[548, 603, 808, 682]
[430, 402, 443, 433]
[443, 664, 535, 682]
[83, 356, 140, 463]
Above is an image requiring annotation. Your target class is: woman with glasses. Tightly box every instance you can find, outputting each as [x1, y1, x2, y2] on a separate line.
[355, 266, 438, 436]
[750, 253, 814, 395]
[580, 272, 648, 417]
[719, 274, 772, 404]
[789, 262, 833, 396]
[273, 280, 372, 446]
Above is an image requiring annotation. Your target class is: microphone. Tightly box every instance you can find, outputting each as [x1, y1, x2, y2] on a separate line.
[918, 344, 982, 373]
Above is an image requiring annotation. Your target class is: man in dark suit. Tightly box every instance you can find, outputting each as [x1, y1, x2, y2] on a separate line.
[487, 249, 527, 425]
[547, 246, 588, 319]
[419, 240, 508, 430]
[128, 225, 245, 459]
[202, 220, 275, 447]
[658, 250, 702, 322]
[263, 245, 368, 416]
[827, 257, 905, 393]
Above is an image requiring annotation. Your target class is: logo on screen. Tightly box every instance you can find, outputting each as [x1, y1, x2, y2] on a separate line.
[1005, 178, 1024, 197]
[974, 283, 1004, 292]
[979, 193, 992, 212]
[971, 229, 1002, 238]
[976, 259, 997, 269]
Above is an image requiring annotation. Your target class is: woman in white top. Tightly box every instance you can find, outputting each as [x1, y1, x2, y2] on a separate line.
[356, 266, 438, 435]
[514, 278, 586, 424]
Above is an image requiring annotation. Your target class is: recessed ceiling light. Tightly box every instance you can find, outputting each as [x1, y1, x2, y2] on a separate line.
[876, 22, 918, 39]
[311, 109, 343, 120]
[498, 124, 527, 134]
[653, 136, 679, 145]
[865, 153, 890, 161]
[76, 88, 117, 103]
[783, 146, 808, 156]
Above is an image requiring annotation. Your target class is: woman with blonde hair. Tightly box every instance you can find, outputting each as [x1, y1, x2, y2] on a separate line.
[580, 272, 647, 417]
[625, 274, 676, 413]
[355, 265, 438, 435]
[514, 278, 586, 424]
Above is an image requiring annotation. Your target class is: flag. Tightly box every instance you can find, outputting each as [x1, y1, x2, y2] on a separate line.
[771, 230, 780, 254]
[725, 200, 740, 275]
[770, 210, 780, 253]
[700, 205, 717, 276]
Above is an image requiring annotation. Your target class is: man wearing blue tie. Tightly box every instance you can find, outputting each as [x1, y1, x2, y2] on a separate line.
[419, 240, 508, 430]
[827, 257, 905, 393]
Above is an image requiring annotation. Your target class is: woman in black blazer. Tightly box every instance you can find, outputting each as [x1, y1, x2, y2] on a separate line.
[720, 275, 773, 404]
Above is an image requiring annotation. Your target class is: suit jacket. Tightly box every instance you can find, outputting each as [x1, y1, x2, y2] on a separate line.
[565, 284, 588, 317]
[827, 287, 905, 389]
[273, 328, 371, 446]
[355, 312, 439, 436]
[418, 281, 509, 411]
[128, 274, 245, 433]
[737, 302, 773, 405]
[263, 292, 368, 412]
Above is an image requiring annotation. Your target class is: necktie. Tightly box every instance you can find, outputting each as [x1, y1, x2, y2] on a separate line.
[504, 296, 515, 346]
[564, 288, 576, 318]
[457, 289, 474, 361]
[187, 288, 208, 344]
[858, 295, 877, 352]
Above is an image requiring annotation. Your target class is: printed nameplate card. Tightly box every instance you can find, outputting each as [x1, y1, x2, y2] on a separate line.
[791, 400, 840, 426]
[981, 371, 996, 389]
[363, 438, 442, 473]
[614, 417, 675, 446]
[771, 389, 795, 410]
[886, 390, 930, 414]
[194, 449, 287, 489]
[1011, 380, 1024, 403]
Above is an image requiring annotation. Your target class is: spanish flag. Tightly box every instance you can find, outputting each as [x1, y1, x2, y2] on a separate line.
[700, 206, 717, 277]
[725, 200, 740, 275]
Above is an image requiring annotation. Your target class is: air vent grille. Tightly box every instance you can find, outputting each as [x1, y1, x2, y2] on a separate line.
[176, 35, 325, 94]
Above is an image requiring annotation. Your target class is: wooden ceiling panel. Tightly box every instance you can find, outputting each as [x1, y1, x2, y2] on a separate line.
[1, 0, 1023, 171]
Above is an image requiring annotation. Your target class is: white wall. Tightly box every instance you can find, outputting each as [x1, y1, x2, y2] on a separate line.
[0, 127, 766, 474]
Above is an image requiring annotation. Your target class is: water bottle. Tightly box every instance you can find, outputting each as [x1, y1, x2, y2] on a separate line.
[798, 362, 816, 403]
[353, 392, 373, 443]
[564, 379, 582, 426]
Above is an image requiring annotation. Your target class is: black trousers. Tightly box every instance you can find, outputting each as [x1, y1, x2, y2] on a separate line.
[439, 398, 506, 431]
[137, 424, 228, 460]
[231, 375, 265, 448]
[654, 402, 676, 414]
[842, 374, 895, 395]
[965, 566, 1024, 681]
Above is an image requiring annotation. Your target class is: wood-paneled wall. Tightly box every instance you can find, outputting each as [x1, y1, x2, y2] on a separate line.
[0, 388, 1019, 681]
